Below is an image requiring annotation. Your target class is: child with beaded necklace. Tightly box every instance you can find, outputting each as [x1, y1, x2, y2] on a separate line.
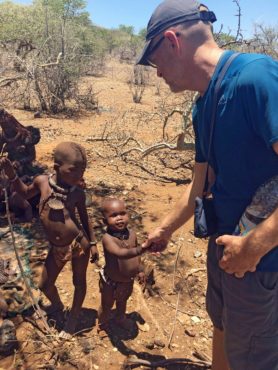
[98, 198, 145, 333]
[0, 141, 98, 339]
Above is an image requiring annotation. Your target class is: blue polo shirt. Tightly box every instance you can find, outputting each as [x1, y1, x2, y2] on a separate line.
[193, 51, 278, 271]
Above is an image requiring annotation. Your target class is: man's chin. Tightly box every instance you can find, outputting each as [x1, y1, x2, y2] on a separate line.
[169, 85, 183, 93]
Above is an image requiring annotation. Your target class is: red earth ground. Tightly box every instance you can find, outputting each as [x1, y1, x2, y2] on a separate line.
[0, 59, 212, 370]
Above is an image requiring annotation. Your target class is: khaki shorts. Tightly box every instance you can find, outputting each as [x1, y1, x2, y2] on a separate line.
[206, 236, 278, 370]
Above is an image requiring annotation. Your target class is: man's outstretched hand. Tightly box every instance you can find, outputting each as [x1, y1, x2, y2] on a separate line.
[142, 226, 171, 255]
[216, 234, 261, 278]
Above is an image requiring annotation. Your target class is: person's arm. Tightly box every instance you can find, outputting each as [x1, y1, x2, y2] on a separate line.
[217, 140, 278, 277]
[103, 234, 143, 259]
[76, 190, 98, 262]
[142, 161, 207, 250]
[76, 190, 95, 243]
[217, 206, 278, 277]
[0, 157, 40, 199]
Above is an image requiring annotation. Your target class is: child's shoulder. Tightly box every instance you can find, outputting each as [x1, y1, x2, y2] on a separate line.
[102, 232, 113, 241]
[33, 174, 48, 184]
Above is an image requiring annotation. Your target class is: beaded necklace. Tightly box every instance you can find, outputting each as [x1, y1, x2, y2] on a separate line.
[47, 174, 76, 210]
[107, 227, 130, 248]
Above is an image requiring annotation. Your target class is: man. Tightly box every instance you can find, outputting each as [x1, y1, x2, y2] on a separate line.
[137, 1, 278, 369]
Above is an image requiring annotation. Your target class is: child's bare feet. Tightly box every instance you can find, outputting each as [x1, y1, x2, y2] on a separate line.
[43, 302, 64, 316]
[34, 302, 64, 322]
[97, 321, 109, 338]
[114, 317, 133, 331]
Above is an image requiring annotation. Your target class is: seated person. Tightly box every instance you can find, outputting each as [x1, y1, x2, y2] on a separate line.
[98, 198, 145, 333]
[0, 141, 98, 339]
[0, 109, 41, 177]
[0, 174, 32, 222]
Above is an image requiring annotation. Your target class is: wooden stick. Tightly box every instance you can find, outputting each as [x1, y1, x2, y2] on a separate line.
[123, 356, 211, 369]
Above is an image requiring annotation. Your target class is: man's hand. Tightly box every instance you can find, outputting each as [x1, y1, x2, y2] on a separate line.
[142, 226, 171, 254]
[90, 245, 99, 264]
[216, 234, 261, 278]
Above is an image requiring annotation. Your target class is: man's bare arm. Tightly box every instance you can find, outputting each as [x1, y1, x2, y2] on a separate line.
[160, 162, 207, 234]
[217, 206, 278, 276]
[143, 162, 207, 248]
[245, 206, 278, 256]
[217, 141, 278, 276]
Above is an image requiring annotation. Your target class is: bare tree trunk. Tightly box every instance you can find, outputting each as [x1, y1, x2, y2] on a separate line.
[33, 70, 47, 111]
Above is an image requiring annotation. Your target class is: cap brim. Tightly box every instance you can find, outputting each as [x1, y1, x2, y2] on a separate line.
[136, 39, 152, 66]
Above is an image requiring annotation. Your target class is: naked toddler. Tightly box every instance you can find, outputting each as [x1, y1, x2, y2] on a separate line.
[98, 198, 145, 332]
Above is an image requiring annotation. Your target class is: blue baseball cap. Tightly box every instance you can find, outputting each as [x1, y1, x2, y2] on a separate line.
[136, 0, 216, 66]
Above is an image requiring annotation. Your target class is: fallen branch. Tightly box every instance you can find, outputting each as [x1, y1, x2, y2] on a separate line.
[184, 268, 206, 280]
[120, 140, 195, 158]
[158, 292, 193, 316]
[122, 356, 211, 369]
[0, 76, 24, 87]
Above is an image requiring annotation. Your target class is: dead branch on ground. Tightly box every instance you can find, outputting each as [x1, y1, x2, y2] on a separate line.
[122, 356, 211, 369]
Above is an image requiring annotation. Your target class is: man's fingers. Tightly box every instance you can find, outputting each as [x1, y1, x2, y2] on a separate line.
[219, 253, 230, 266]
[216, 234, 233, 246]
[216, 235, 228, 245]
[219, 259, 237, 274]
[142, 240, 152, 249]
[151, 251, 161, 257]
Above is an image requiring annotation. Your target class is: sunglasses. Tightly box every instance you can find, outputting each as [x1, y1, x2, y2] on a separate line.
[147, 32, 181, 68]
[146, 36, 165, 67]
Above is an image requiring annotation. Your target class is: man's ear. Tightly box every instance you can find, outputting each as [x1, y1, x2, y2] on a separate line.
[272, 141, 278, 155]
[53, 162, 60, 172]
[164, 30, 181, 54]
